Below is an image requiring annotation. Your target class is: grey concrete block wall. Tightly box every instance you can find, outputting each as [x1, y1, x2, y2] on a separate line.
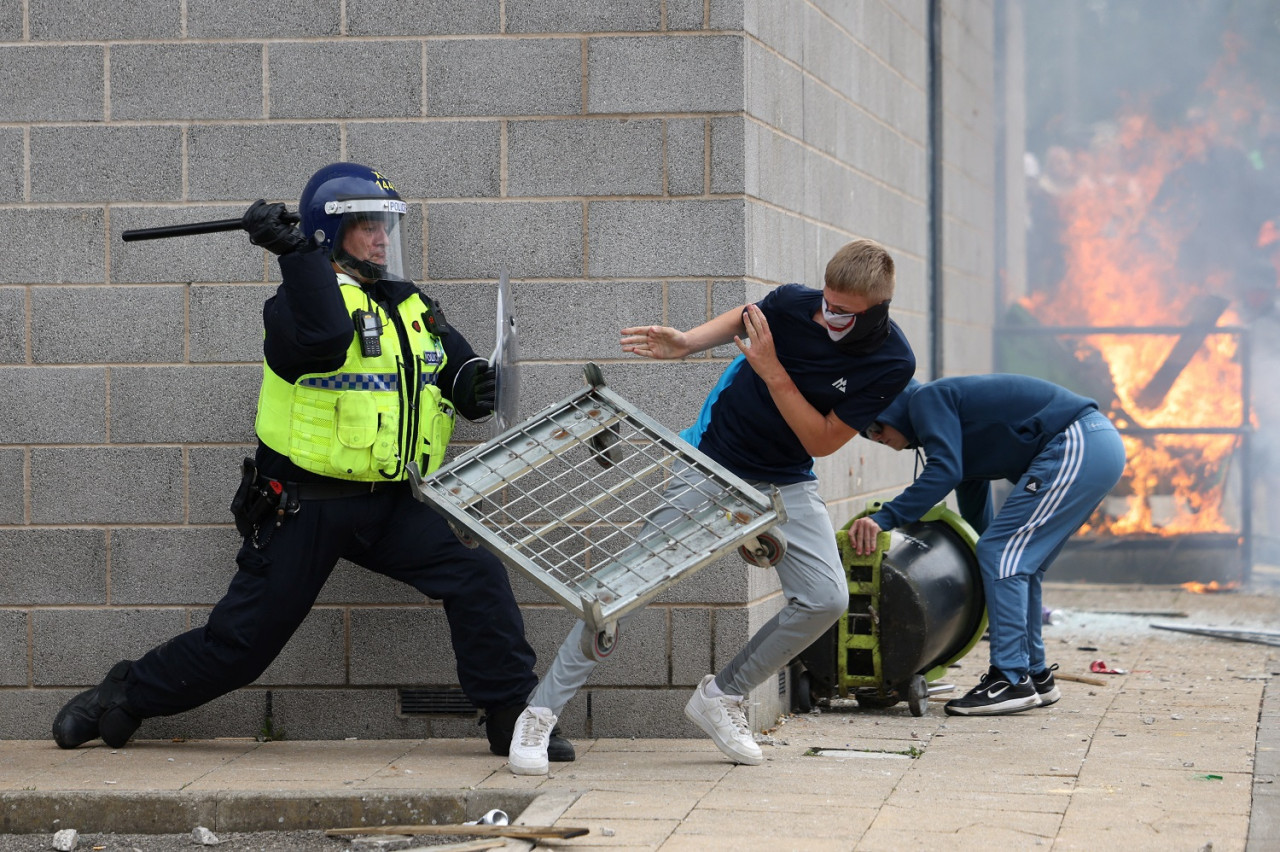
[1, 0, 1006, 741]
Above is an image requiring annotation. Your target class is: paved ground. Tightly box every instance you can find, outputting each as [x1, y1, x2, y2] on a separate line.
[2, 578, 1277, 851]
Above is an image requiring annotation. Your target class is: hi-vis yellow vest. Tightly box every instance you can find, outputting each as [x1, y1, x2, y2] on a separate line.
[255, 274, 455, 481]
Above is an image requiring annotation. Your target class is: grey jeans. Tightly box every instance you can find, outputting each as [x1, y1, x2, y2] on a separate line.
[528, 465, 848, 714]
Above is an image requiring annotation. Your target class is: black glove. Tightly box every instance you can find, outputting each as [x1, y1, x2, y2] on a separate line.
[455, 359, 496, 421]
[242, 199, 308, 256]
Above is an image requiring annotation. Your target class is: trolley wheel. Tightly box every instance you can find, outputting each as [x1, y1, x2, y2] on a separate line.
[907, 674, 928, 717]
[448, 520, 479, 549]
[583, 362, 606, 387]
[590, 425, 621, 469]
[580, 622, 619, 661]
[738, 529, 788, 567]
[854, 691, 898, 710]
[792, 669, 813, 714]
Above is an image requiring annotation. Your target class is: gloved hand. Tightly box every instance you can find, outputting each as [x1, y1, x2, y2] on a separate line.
[242, 199, 308, 256]
[455, 359, 496, 421]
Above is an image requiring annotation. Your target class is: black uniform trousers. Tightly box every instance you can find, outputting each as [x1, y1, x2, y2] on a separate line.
[125, 483, 538, 717]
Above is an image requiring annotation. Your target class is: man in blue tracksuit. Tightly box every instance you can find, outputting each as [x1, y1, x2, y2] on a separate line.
[850, 375, 1126, 715]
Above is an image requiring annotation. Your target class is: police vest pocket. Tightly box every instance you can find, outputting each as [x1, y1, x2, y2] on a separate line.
[419, 389, 455, 474]
[331, 392, 377, 475]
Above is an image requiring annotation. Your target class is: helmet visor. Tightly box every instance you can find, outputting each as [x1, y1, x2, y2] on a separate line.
[328, 198, 409, 282]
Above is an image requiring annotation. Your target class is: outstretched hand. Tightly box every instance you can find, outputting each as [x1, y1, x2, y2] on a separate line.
[620, 325, 689, 360]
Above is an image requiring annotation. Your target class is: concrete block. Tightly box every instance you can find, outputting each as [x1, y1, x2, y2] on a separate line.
[30, 2, 178, 39]
[0, 367, 106, 443]
[348, 122, 500, 199]
[110, 365, 260, 444]
[188, 125, 341, 202]
[349, 607, 457, 685]
[581, 607, 668, 687]
[710, 0, 745, 29]
[0, 288, 23, 363]
[110, 43, 262, 121]
[427, 39, 581, 117]
[347, 0, 497, 35]
[710, 116, 745, 195]
[0, 47, 103, 122]
[32, 608, 189, 685]
[509, 280, 664, 360]
[188, 606, 346, 686]
[0, 610, 27, 685]
[268, 687, 435, 739]
[0, 449, 22, 524]
[745, 41, 803, 139]
[665, 118, 705, 196]
[651, 553, 753, 605]
[587, 35, 743, 114]
[110, 206, 260, 284]
[671, 608, 713, 685]
[110, 527, 242, 606]
[507, 0, 660, 33]
[666, 0, 706, 30]
[587, 199, 745, 278]
[31, 126, 182, 203]
[517, 607, 579, 676]
[187, 0, 340, 37]
[189, 284, 277, 364]
[0, 208, 105, 284]
[31, 285, 185, 364]
[743, 0, 803, 63]
[0, 689, 72, 738]
[587, 687, 704, 738]
[0, 3, 18, 38]
[187, 446, 254, 526]
[30, 447, 184, 525]
[269, 41, 421, 120]
[0, 129, 21, 201]
[426, 201, 582, 280]
[0, 528, 108, 604]
[508, 118, 663, 197]
[132, 689, 264, 741]
[316, 559, 427, 605]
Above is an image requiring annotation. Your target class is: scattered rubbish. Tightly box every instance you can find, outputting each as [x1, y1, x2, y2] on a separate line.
[1057, 673, 1107, 686]
[1151, 623, 1280, 647]
[1077, 646, 1098, 651]
[325, 824, 589, 841]
[464, 810, 509, 826]
[1042, 606, 1065, 624]
[191, 826, 221, 846]
[51, 828, 78, 851]
[1090, 660, 1127, 675]
[1193, 773, 1224, 781]
[1083, 609, 1189, 617]
[804, 747, 916, 760]
[1142, 716, 1155, 725]
[602, 828, 617, 837]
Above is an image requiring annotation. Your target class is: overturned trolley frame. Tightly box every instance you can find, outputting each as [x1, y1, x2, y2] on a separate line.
[408, 364, 788, 661]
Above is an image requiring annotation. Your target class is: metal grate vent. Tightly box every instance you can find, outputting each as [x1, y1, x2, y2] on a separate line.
[398, 687, 478, 716]
[778, 668, 787, 696]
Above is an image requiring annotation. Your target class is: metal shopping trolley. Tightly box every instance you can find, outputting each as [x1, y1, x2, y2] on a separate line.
[407, 363, 788, 661]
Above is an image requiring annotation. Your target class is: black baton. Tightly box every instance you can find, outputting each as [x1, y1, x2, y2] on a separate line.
[121, 217, 245, 242]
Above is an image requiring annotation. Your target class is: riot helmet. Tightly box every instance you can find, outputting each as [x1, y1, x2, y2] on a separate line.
[299, 162, 409, 283]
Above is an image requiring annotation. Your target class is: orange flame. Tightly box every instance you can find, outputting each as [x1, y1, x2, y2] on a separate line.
[1180, 580, 1240, 594]
[1023, 47, 1269, 538]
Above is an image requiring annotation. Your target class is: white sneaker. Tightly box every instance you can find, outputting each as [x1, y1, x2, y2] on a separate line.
[683, 675, 763, 765]
[508, 706, 556, 776]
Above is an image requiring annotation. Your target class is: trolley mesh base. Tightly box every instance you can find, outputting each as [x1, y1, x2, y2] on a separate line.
[408, 364, 786, 658]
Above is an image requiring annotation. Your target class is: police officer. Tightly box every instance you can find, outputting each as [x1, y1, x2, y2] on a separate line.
[52, 163, 573, 762]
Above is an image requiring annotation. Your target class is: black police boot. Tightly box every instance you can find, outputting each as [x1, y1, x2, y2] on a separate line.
[52, 660, 143, 749]
[483, 704, 576, 763]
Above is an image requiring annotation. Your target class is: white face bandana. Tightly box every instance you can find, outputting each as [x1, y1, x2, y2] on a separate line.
[822, 296, 858, 342]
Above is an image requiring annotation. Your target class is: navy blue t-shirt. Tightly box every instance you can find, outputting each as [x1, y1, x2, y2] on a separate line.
[681, 283, 916, 483]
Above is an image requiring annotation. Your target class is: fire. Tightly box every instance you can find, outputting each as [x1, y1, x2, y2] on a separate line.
[1180, 580, 1240, 594]
[1022, 48, 1270, 538]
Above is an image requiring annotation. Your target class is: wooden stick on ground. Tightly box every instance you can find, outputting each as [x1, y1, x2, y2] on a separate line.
[325, 824, 588, 840]
[1056, 673, 1108, 686]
